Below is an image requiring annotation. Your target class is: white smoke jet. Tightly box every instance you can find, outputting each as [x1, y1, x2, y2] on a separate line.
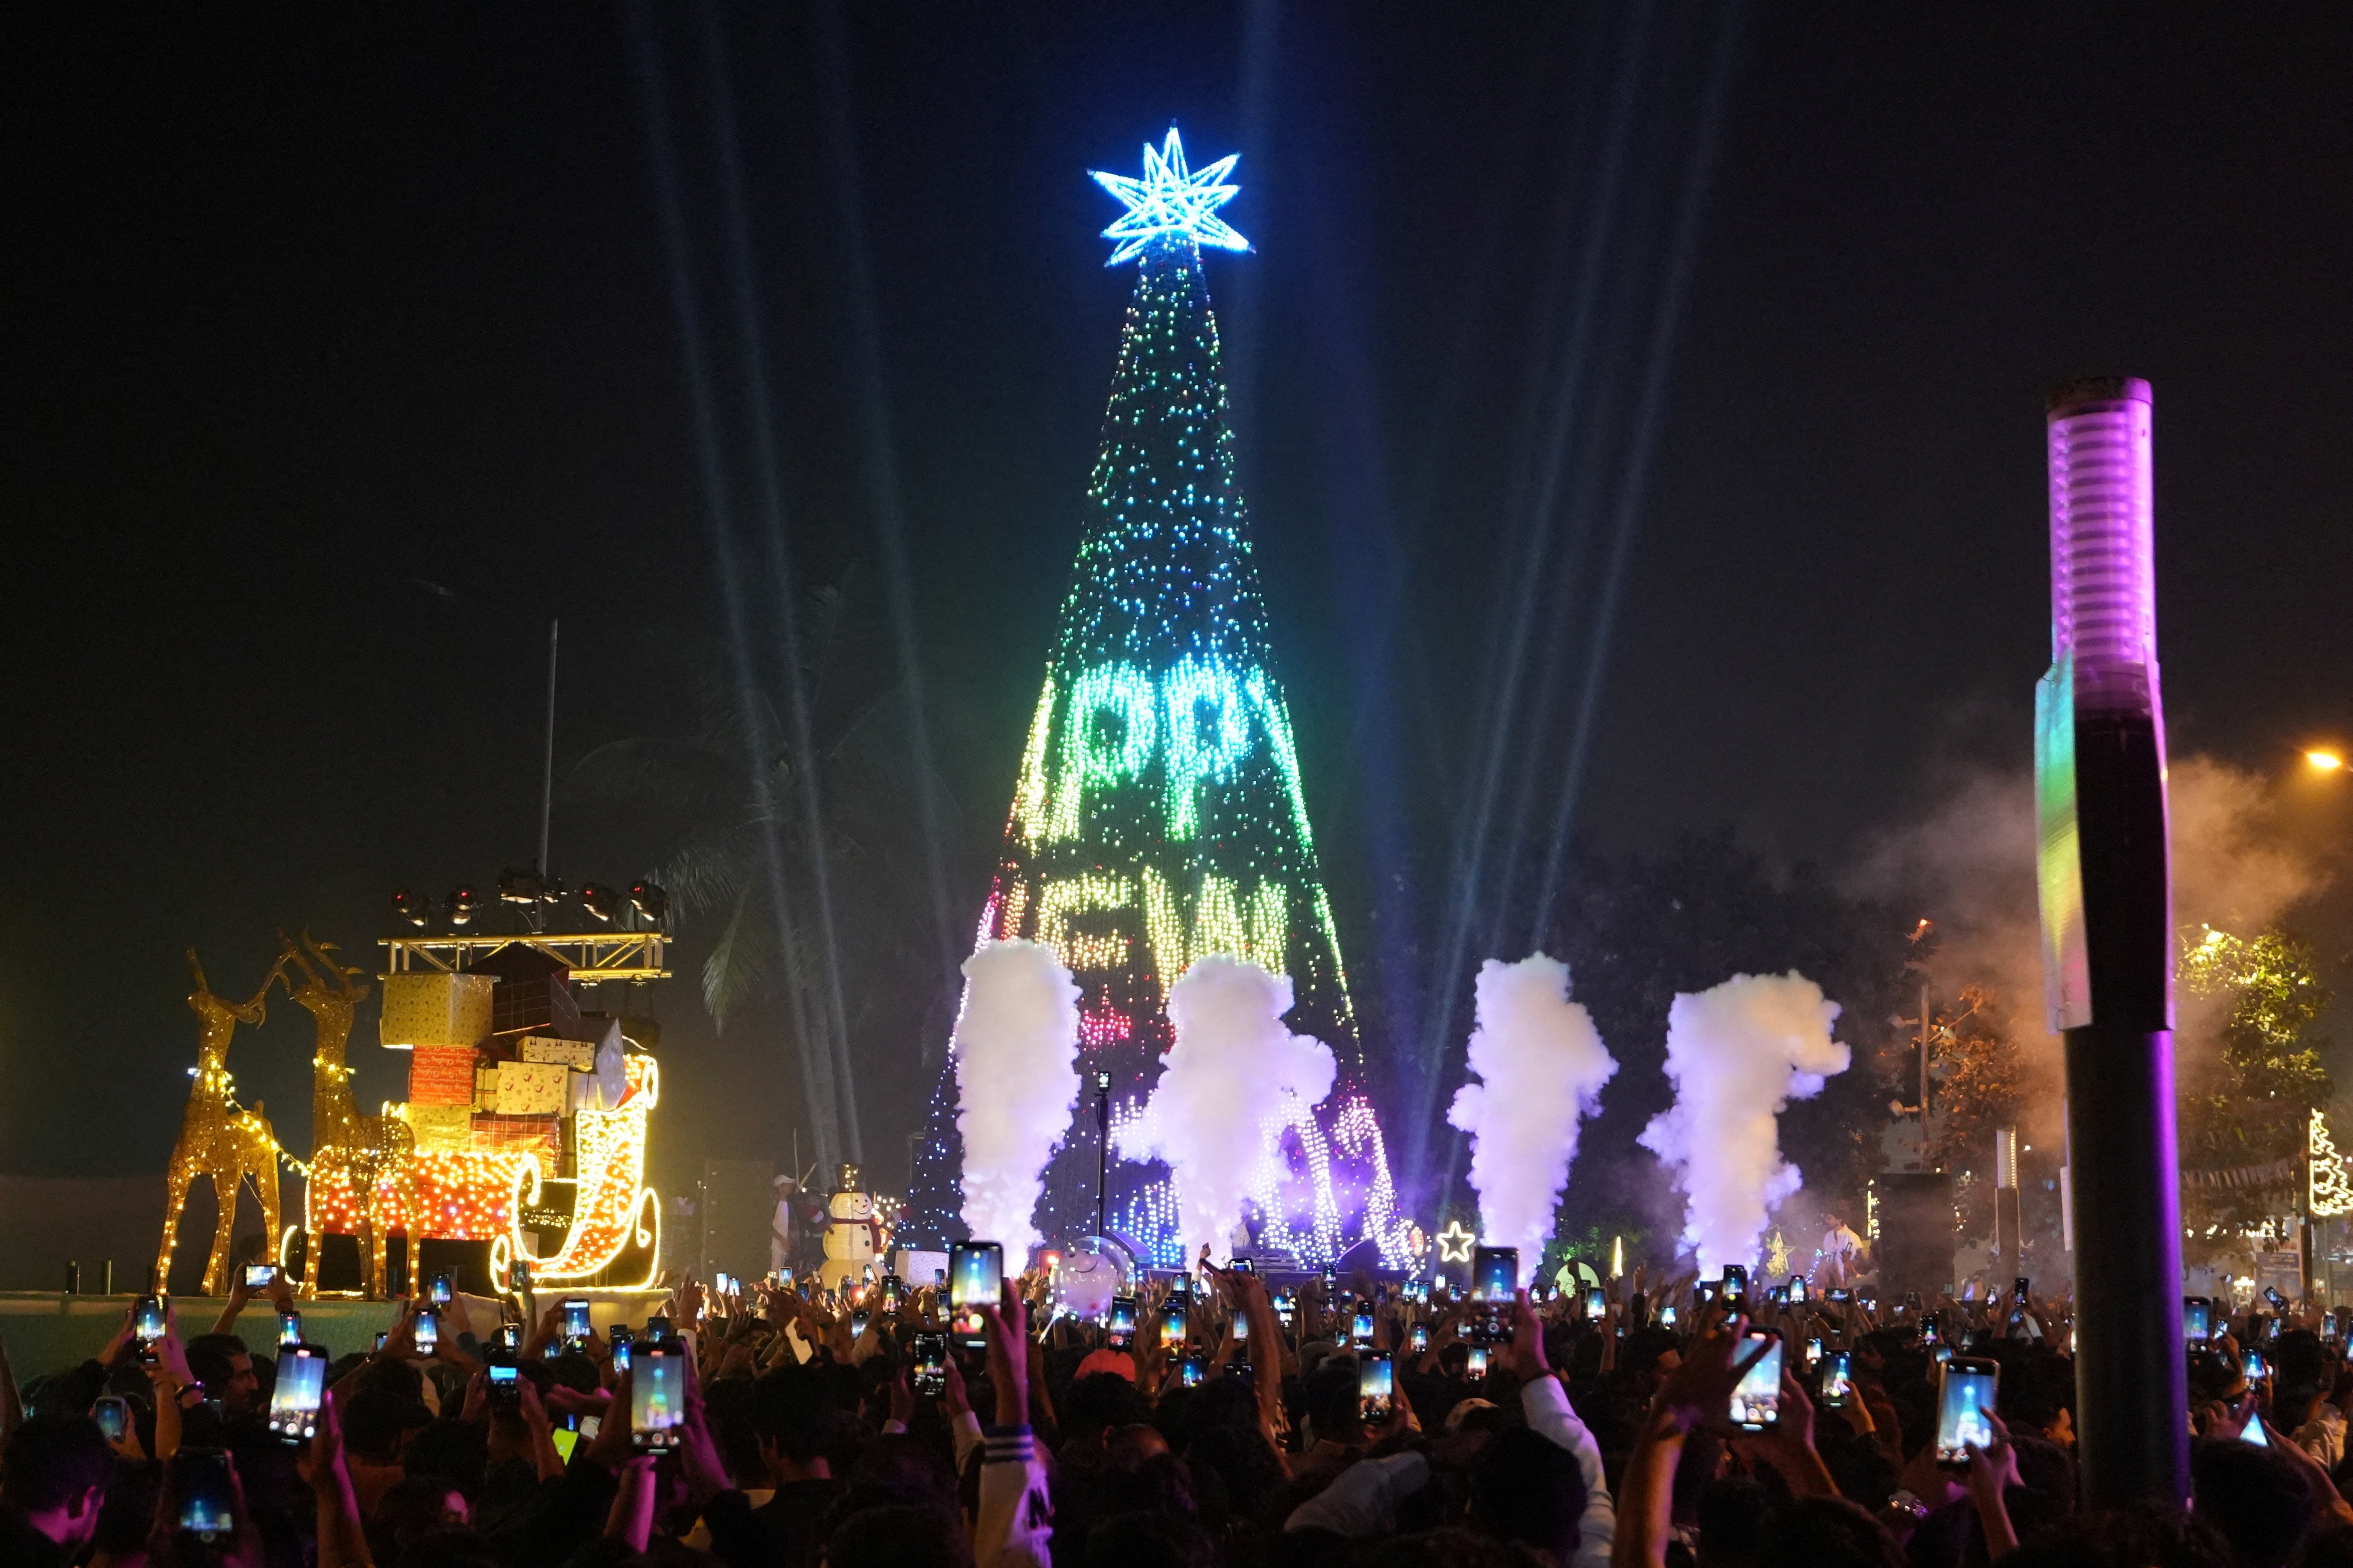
[1121, 955, 1336, 1265]
[954, 940, 1082, 1258]
[1447, 955, 1618, 1284]
[1638, 972, 1849, 1275]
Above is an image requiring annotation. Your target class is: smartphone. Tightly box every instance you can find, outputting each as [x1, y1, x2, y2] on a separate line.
[1583, 1286, 1606, 1318]
[1470, 1246, 1517, 1343]
[175, 1448, 236, 1538]
[1820, 1349, 1855, 1408]
[414, 1305, 439, 1355]
[1721, 1265, 1748, 1310]
[2014, 1277, 2031, 1307]
[1104, 1295, 1138, 1350]
[1358, 1351, 1395, 1424]
[2244, 1348, 2269, 1384]
[278, 1312, 302, 1350]
[1805, 1336, 1824, 1369]
[1932, 1345, 1953, 1366]
[1410, 1322, 1430, 1353]
[1233, 1315, 1249, 1343]
[243, 1264, 276, 1289]
[374, 1332, 389, 1353]
[2265, 1286, 2287, 1311]
[1162, 1303, 1189, 1351]
[613, 1337, 633, 1371]
[950, 1241, 1004, 1350]
[1792, 1275, 1810, 1302]
[2261, 1315, 2282, 1345]
[913, 1331, 949, 1397]
[1695, 1281, 1718, 1308]
[1921, 1312, 1941, 1347]
[2185, 1296, 2213, 1345]
[269, 1345, 327, 1443]
[880, 1274, 905, 1313]
[1352, 1309, 1375, 1348]
[850, 1311, 871, 1339]
[1731, 1330, 1782, 1432]
[1159, 1355, 1197, 1388]
[1660, 1304, 1679, 1327]
[1934, 1358, 2000, 1466]
[1234, 1258, 1254, 1274]
[94, 1396, 130, 1444]
[2327, 1311, 2340, 1342]
[487, 1352, 522, 1409]
[1275, 1294, 1295, 1328]
[509, 1260, 531, 1291]
[561, 1298, 591, 1343]
[713, 1271, 733, 1298]
[1465, 1345, 1490, 1379]
[645, 1315, 672, 1340]
[497, 1322, 522, 1350]
[1225, 1363, 1255, 1391]
[134, 1294, 167, 1362]
[1826, 1288, 1852, 1305]
[633, 1338, 686, 1450]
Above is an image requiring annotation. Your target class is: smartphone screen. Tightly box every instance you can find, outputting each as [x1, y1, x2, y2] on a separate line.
[1178, 1356, 1206, 1388]
[645, 1315, 672, 1340]
[1583, 1287, 1606, 1317]
[913, 1332, 948, 1396]
[1721, 1265, 1748, 1309]
[1465, 1345, 1489, 1379]
[561, 1299, 592, 1342]
[2185, 1296, 2212, 1343]
[2244, 1411, 2271, 1447]
[95, 1397, 129, 1443]
[1921, 1313, 1941, 1347]
[429, 1273, 453, 1306]
[414, 1306, 439, 1354]
[1352, 1309, 1375, 1347]
[244, 1264, 276, 1289]
[509, 1260, 531, 1291]
[1233, 1315, 1249, 1342]
[949, 1242, 1004, 1348]
[1234, 1258, 1255, 1274]
[269, 1347, 326, 1443]
[633, 1342, 686, 1450]
[487, 1359, 521, 1406]
[1935, 1360, 2000, 1465]
[1358, 1351, 1395, 1423]
[1470, 1246, 1516, 1343]
[2327, 1311, 2341, 1342]
[1826, 1289, 1851, 1305]
[1932, 1345, 1953, 1366]
[135, 1294, 167, 1345]
[1410, 1322, 1429, 1352]
[1731, 1331, 1782, 1431]
[176, 1448, 235, 1537]
[2244, 1349, 2269, 1384]
[1790, 1276, 1809, 1303]
[1660, 1303, 1680, 1327]
[2014, 1277, 2031, 1306]
[1162, 1304, 1188, 1350]
[279, 1312, 302, 1350]
[614, 1337, 634, 1370]
[497, 1323, 522, 1350]
[1821, 1350, 1854, 1408]
[1805, 1336, 1823, 1369]
[1106, 1296, 1137, 1349]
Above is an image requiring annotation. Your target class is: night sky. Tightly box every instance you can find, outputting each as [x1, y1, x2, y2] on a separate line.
[6, 4, 2350, 1199]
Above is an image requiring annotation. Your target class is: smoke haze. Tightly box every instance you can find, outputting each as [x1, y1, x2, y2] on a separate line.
[1448, 955, 1619, 1283]
[953, 940, 1082, 1256]
[1639, 971, 1850, 1274]
[1122, 955, 1338, 1266]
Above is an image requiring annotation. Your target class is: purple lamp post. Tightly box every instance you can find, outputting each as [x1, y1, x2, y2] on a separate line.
[2035, 376, 2186, 1503]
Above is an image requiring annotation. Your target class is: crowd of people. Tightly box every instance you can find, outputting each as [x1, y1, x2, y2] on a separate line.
[4, 1259, 2353, 1568]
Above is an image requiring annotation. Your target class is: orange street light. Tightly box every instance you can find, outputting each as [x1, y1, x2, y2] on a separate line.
[2307, 749, 2345, 773]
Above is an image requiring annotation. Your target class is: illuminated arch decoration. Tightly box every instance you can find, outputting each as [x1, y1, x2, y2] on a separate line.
[906, 130, 1410, 1268]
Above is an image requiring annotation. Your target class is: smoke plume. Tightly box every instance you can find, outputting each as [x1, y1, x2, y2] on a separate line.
[1122, 955, 1336, 1265]
[1447, 955, 1618, 1283]
[954, 940, 1082, 1257]
[1639, 971, 1849, 1274]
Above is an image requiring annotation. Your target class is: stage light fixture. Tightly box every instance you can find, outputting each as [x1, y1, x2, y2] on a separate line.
[498, 866, 560, 906]
[580, 882, 621, 923]
[392, 888, 433, 928]
[445, 885, 484, 927]
[629, 881, 668, 924]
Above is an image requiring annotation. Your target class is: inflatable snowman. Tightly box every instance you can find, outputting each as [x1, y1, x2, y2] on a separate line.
[817, 1164, 885, 1290]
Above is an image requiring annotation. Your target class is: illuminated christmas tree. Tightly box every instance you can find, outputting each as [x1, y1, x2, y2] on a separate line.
[906, 129, 1411, 1269]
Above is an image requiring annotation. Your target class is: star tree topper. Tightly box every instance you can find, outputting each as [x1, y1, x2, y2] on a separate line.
[1090, 126, 1249, 266]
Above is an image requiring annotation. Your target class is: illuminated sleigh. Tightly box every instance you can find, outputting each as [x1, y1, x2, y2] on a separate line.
[489, 1053, 663, 1289]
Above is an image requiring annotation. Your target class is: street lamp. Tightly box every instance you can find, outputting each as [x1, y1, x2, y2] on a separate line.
[2306, 749, 2344, 773]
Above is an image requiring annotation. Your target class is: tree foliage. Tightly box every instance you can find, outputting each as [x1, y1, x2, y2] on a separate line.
[2177, 925, 2334, 1242]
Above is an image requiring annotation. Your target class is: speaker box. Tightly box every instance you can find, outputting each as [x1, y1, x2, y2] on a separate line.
[1873, 1173, 1955, 1299]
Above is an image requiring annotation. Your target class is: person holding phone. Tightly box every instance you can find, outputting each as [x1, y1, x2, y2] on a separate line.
[1494, 1288, 1619, 1566]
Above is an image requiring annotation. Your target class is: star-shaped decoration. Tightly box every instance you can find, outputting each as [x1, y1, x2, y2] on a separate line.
[1434, 1219, 1478, 1265]
[1090, 126, 1250, 266]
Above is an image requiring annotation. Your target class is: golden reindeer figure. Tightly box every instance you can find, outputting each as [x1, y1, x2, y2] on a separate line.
[157, 950, 287, 1296]
[283, 931, 418, 1299]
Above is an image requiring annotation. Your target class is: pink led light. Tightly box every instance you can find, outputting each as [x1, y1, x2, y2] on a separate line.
[1078, 1008, 1130, 1048]
[2048, 378, 2157, 716]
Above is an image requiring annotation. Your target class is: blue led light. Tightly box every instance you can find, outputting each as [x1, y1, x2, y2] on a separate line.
[1090, 127, 1249, 267]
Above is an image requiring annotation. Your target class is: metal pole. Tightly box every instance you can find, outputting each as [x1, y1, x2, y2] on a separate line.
[1094, 1072, 1112, 1238]
[2036, 376, 2185, 1504]
[538, 619, 559, 874]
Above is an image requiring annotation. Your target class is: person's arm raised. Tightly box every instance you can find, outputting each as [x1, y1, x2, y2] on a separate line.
[1612, 1309, 1769, 1568]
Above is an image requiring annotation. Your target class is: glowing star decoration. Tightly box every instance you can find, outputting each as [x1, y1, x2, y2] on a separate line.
[1090, 127, 1249, 266]
[1434, 1220, 1478, 1265]
[2312, 1109, 2353, 1219]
